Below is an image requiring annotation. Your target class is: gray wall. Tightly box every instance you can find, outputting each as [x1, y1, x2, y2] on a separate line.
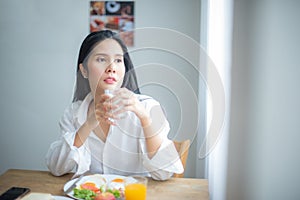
[227, 0, 300, 199]
[0, 0, 201, 177]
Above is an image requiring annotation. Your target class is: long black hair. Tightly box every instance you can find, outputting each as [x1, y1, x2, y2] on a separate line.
[72, 30, 140, 102]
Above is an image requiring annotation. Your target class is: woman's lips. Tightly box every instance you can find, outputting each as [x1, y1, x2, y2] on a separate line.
[104, 77, 116, 84]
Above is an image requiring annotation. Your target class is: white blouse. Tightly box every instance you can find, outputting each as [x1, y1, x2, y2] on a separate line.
[46, 93, 183, 180]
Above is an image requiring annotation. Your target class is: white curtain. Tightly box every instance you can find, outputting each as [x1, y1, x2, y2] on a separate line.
[198, 0, 234, 199]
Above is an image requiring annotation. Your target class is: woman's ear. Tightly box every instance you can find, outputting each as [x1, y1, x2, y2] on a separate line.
[79, 64, 88, 79]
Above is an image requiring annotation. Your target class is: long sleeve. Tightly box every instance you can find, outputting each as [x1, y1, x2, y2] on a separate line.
[140, 122, 184, 180]
[46, 93, 184, 180]
[138, 96, 184, 180]
[45, 102, 91, 176]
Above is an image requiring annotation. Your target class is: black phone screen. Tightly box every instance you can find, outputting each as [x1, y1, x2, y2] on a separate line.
[0, 187, 30, 200]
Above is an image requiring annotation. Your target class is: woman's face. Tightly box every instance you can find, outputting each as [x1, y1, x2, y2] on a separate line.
[80, 38, 126, 97]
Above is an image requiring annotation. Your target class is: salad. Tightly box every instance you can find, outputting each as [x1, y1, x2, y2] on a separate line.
[72, 176, 125, 200]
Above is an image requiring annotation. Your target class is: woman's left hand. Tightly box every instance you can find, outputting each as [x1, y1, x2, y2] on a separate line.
[95, 88, 149, 125]
[109, 88, 148, 120]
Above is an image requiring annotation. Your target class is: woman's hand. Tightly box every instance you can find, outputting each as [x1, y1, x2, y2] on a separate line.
[94, 87, 164, 158]
[95, 88, 149, 126]
[94, 92, 116, 125]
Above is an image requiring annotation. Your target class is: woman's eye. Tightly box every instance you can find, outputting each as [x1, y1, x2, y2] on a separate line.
[97, 57, 106, 62]
[116, 58, 123, 63]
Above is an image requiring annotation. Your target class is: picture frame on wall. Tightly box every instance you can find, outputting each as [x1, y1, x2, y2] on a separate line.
[90, 1, 135, 46]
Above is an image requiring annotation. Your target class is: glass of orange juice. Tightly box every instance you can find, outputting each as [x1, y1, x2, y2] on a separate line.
[125, 176, 147, 200]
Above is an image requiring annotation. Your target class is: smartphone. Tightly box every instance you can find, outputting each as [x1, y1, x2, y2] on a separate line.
[0, 187, 30, 200]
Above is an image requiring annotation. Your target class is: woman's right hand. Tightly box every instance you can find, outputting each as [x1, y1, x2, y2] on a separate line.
[94, 93, 117, 125]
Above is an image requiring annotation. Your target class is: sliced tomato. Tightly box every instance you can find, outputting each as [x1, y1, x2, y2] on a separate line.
[80, 182, 100, 193]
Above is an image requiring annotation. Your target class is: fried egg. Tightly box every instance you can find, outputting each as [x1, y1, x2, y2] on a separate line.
[76, 174, 107, 192]
[109, 178, 125, 190]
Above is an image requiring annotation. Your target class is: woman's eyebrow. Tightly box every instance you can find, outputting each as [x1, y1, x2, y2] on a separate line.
[94, 53, 108, 57]
[94, 53, 123, 57]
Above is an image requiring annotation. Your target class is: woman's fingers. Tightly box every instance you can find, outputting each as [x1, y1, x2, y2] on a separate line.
[94, 88, 140, 123]
[95, 96, 119, 124]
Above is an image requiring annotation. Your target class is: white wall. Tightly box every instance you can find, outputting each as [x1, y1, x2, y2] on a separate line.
[0, 0, 87, 173]
[227, 0, 300, 199]
[0, 0, 201, 177]
[132, 0, 201, 178]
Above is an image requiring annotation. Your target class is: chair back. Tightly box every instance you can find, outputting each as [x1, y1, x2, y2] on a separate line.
[173, 139, 190, 178]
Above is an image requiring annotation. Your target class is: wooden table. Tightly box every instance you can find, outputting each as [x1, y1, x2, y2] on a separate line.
[0, 169, 209, 200]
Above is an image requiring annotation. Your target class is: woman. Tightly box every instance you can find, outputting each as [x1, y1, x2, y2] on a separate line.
[46, 30, 183, 180]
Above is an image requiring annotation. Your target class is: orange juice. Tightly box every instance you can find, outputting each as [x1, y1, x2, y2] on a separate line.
[125, 183, 147, 200]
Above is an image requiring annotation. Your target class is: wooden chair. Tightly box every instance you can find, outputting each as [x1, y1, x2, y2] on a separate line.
[173, 139, 190, 178]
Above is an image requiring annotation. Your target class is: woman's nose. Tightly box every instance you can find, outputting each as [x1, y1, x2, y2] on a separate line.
[105, 63, 116, 73]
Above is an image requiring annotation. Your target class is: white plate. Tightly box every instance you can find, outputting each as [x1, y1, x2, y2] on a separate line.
[52, 196, 73, 200]
[63, 174, 127, 200]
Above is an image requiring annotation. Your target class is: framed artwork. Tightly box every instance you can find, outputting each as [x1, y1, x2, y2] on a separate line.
[90, 1, 135, 46]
